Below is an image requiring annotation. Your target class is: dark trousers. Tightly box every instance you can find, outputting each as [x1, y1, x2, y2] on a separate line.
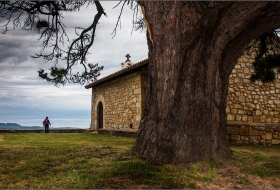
[45, 124, 49, 133]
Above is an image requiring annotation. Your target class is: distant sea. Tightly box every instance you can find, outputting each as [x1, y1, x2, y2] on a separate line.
[0, 118, 90, 129]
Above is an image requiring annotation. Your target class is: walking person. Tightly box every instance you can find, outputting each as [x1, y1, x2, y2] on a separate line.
[43, 117, 51, 133]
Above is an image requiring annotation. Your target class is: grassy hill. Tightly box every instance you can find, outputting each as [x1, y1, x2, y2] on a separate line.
[0, 123, 43, 130]
[0, 123, 80, 130]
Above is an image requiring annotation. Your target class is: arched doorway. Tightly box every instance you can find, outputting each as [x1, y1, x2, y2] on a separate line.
[97, 101, 103, 129]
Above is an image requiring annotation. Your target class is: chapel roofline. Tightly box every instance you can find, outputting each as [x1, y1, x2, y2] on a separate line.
[84, 58, 149, 89]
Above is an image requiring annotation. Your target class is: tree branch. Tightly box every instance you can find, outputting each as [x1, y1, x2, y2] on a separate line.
[222, 2, 280, 79]
[0, 0, 106, 87]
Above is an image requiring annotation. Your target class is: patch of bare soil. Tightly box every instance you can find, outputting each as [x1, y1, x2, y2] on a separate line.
[103, 161, 280, 189]
[194, 164, 280, 189]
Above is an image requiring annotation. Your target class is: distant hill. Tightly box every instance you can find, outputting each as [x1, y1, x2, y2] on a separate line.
[0, 123, 79, 130]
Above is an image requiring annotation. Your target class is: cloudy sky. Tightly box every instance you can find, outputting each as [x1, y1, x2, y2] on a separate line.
[0, 1, 148, 128]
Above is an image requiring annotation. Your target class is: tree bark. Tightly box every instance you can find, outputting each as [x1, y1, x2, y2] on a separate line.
[133, 1, 280, 164]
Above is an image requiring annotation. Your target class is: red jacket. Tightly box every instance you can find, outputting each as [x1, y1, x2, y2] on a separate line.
[43, 119, 51, 125]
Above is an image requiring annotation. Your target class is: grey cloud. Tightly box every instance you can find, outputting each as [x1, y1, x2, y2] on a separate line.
[0, 31, 42, 64]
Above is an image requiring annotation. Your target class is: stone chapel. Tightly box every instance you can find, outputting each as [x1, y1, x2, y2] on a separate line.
[85, 53, 280, 145]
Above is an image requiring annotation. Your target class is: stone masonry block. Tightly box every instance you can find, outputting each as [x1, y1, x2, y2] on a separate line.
[231, 109, 237, 114]
[239, 126, 249, 135]
[229, 135, 240, 141]
[272, 118, 279, 123]
[265, 127, 273, 132]
[260, 115, 267, 123]
[239, 96, 246, 103]
[253, 116, 260, 123]
[247, 116, 254, 122]
[136, 102, 141, 108]
[256, 110, 262, 116]
[227, 127, 239, 135]
[242, 115, 248, 122]
[272, 134, 278, 139]
[266, 132, 272, 140]
[274, 128, 280, 132]
[236, 115, 242, 121]
[249, 129, 258, 136]
[238, 110, 245, 114]
[272, 140, 280, 145]
[256, 127, 265, 131]
[134, 88, 141, 94]
[227, 114, 235, 121]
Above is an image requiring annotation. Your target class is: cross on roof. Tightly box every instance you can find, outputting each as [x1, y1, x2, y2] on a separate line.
[125, 54, 131, 62]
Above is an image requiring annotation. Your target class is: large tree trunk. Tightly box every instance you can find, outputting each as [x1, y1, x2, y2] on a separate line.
[133, 1, 280, 164]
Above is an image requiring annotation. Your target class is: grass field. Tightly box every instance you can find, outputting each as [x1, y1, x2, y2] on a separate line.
[0, 133, 280, 189]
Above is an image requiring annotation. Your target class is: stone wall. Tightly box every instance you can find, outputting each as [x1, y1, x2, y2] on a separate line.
[91, 68, 148, 130]
[227, 54, 280, 124]
[227, 122, 280, 145]
[226, 51, 280, 145]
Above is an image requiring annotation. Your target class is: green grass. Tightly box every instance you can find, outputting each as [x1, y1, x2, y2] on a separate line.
[0, 133, 186, 189]
[231, 145, 280, 177]
[0, 133, 280, 189]
[0, 133, 134, 147]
